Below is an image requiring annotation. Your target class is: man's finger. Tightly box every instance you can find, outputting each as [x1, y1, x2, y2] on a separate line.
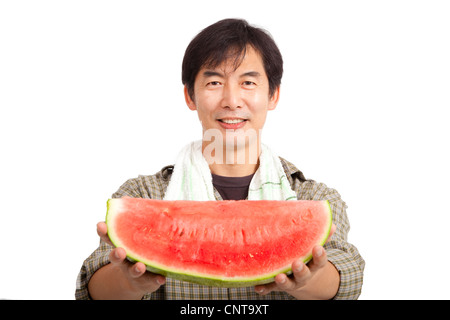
[273, 273, 297, 291]
[307, 246, 328, 273]
[256, 263, 307, 295]
[291, 259, 310, 285]
[255, 279, 278, 295]
[109, 247, 127, 265]
[97, 221, 114, 246]
[128, 262, 147, 279]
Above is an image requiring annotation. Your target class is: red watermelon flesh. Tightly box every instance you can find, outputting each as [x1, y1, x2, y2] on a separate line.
[106, 198, 332, 287]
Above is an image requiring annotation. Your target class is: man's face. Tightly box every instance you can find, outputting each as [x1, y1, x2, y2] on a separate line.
[185, 46, 279, 151]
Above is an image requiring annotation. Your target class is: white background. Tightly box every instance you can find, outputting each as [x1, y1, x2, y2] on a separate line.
[1, 0, 449, 300]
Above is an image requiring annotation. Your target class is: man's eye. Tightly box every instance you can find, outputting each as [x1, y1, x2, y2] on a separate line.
[207, 81, 221, 86]
[243, 81, 256, 86]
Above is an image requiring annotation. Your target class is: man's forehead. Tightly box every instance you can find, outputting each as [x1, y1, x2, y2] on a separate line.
[200, 48, 266, 78]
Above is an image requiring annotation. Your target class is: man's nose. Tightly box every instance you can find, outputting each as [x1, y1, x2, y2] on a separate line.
[222, 83, 243, 109]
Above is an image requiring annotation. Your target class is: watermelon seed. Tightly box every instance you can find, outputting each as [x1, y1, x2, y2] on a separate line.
[241, 229, 247, 244]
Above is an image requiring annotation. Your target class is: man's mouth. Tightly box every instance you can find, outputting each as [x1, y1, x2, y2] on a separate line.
[218, 119, 247, 124]
[217, 118, 248, 129]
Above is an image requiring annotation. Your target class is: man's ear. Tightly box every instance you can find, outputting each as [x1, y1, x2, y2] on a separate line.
[268, 86, 280, 111]
[184, 86, 197, 111]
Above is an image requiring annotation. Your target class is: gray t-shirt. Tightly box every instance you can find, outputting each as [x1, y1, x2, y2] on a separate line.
[211, 173, 255, 200]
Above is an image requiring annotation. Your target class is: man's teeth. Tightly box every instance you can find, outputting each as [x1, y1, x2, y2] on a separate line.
[221, 119, 245, 124]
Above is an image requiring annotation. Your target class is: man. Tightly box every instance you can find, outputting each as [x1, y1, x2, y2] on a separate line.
[76, 18, 364, 300]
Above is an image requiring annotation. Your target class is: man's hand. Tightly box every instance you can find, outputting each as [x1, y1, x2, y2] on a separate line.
[254, 224, 339, 300]
[88, 222, 166, 300]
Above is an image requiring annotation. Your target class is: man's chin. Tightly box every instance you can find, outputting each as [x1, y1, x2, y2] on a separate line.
[202, 128, 261, 165]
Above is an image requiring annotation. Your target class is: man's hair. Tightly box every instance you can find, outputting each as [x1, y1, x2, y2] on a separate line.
[182, 18, 283, 100]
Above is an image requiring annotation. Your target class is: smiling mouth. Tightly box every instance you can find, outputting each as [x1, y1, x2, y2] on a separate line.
[218, 119, 247, 124]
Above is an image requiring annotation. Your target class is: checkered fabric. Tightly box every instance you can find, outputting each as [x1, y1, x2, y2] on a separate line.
[75, 158, 365, 300]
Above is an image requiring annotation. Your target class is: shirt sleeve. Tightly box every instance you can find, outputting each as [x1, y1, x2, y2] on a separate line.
[75, 178, 144, 300]
[302, 181, 365, 300]
[75, 240, 114, 300]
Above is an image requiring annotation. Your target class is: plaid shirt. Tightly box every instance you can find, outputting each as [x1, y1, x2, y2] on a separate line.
[75, 158, 364, 300]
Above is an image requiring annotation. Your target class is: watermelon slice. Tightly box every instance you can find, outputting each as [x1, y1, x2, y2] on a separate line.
[106, 198, 332, 287]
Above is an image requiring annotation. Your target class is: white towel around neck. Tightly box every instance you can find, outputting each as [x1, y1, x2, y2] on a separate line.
[163, 140, 297, 201]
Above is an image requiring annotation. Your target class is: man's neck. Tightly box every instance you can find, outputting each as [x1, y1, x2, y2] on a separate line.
[209, 161, 259, 177]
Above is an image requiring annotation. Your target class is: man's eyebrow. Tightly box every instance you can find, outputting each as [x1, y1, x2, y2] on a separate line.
[240, 71, 261, 78]
[202, 70, 262, 78]
[202, 70, 224, 78]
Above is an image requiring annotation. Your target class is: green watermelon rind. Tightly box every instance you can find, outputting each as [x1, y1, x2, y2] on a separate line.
[106, 199, 333, 288]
